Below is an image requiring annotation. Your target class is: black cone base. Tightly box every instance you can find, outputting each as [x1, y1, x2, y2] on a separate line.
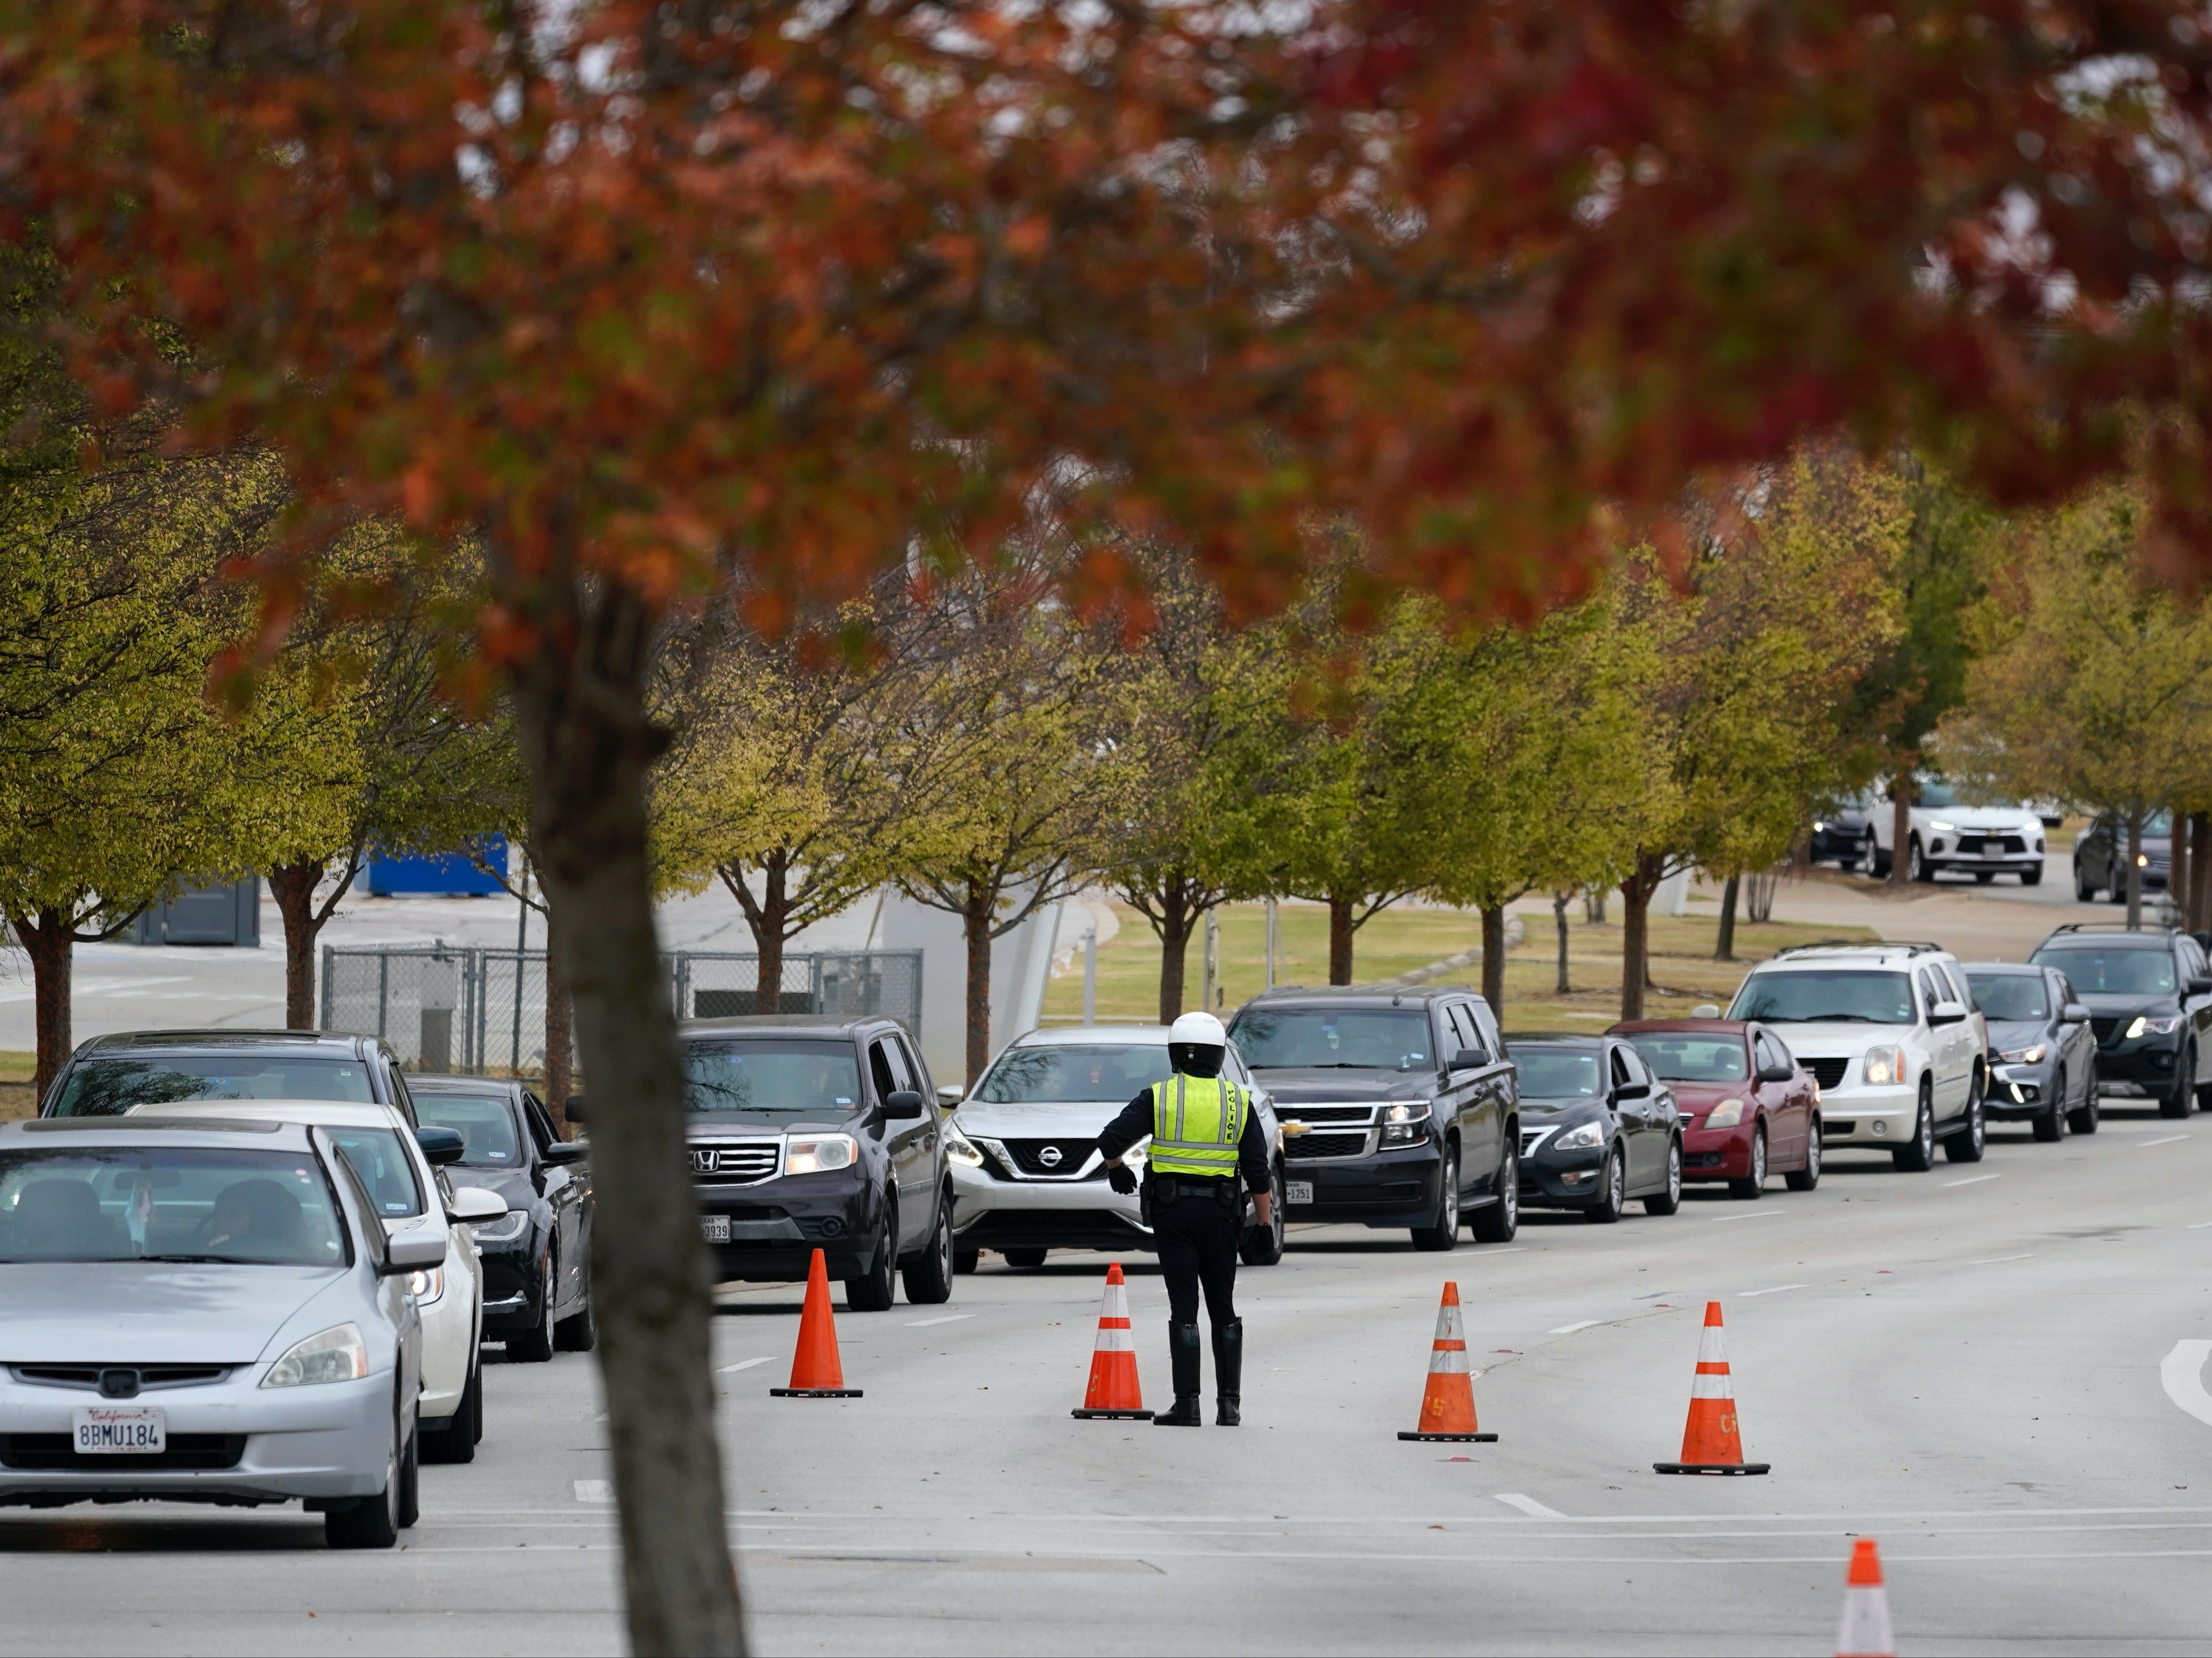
[771, 1387, 863, 1398]
[1072, 1408, 1154, 1419]
[1653, 1461, 1768, 1475]
[1399, 1431, 1499, 1442]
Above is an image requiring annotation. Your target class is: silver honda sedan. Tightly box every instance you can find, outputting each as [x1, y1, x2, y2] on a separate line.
[0, 1117, 442, 1547]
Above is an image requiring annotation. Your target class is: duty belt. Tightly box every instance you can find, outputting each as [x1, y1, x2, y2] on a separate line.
[1151, 1175, 1237, 1204]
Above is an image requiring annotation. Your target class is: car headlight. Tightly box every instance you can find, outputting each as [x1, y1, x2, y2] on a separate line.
[468, 1210, 530, 1244]
[1380, 1101, 1431, 1145]
[2126, 1015, 2185, 1039]
[407, 1266, 446, 1305]
[785, 1133, 858, 1174]
[1551, 1120, 1605, 1152]
[1930, 820, 1957, 833]
[2137, 853, 2151, 868]
[1704, 1099, 1745, 1129]
[944, 1124, 985, 1168]
[261, 1322, 369, 1388]
[1862, 1045, 1906, 1086]
[1999, 1045, 2047, 1065]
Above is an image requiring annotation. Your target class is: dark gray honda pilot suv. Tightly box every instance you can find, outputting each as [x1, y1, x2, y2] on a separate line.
[668, 1015, 954, 1310]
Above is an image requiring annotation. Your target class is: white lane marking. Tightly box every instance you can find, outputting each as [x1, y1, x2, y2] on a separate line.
[2189, 1221, 2212, 1230]
[1737, 1284, 1806, 1298]
[1711, 1210, 1786, 1222]
[2139, 1135, 2189, 1148]
[1548, 1320, 1603, 1334]
[718, 1357, 776, 1373]
[574, 1480, 614, 1503]
[1969, 1254, 2036, 1265]
[905, 1314, 974, 1328]
[1494, 1493, 1568, 1520]
[2161, 1341, 2212, 1429]
[1944, 1173, 2002, 1187]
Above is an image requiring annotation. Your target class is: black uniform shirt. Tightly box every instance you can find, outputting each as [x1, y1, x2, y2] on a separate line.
[1096, 1074, 1271, 1193]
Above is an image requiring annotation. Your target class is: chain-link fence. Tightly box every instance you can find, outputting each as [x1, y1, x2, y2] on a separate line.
[320, 944, 923, 1074]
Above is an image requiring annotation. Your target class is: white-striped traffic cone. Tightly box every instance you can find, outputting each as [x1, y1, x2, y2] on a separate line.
[1071, 1263, 1152, 1419]
[1836, 1537, 1895, 1658]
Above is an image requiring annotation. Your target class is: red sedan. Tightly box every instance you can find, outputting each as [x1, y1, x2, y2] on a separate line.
[1606, 1019, 1821, 1198]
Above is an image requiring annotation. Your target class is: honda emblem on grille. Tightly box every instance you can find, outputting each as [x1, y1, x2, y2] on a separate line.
[689, 1149, 716, 1173]
[1038, 1145, 1063, 1167]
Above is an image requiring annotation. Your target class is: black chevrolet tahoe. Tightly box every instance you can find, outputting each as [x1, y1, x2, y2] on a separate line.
[1225, 986, 1520, 1250]
[670, 1015, 954, 1310]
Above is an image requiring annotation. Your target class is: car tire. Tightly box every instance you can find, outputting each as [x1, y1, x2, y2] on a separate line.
[900, 1193, 956, 1305]
[1856, 833, 1879, 879]
[2075, 860, 2095, 902]
[1727, 1126, 1768, 1198]
[555, 1284, 598, 1353]
[1411, 1143, 1462, 1250]
[2020, 863, 2043, 887]
[509, 1251, 557, 1363]
[2032, 1095, 2065, 1142]
[422, 1358, 478, 1465]
[1785, 1121, 1822, 1190]
[1240, 1164, 1286, 1266]
[1584, 1148, 1625, 1224]
[1909, 835, 1934, 883]
[1644, 1137, 1684, 1214]
[846, 1200, 900, 1310]
[327, 1402, 405, 1550]
[953, 1249, 980, 1275]
[1000, 1247, 1047, 1270]
[2163, 1044, 2196, 1119]
[1469, 1142, 1519, 1244]
[2068, 1059, 2101, 1135]
[1893, 1084, 1936, 1172]
[1944, 1079, 1986, 1162]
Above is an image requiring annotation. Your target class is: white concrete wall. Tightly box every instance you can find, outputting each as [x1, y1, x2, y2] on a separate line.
[869, 889, 1063, 1088]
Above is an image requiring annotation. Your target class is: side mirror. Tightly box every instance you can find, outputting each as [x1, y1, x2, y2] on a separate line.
[1450, 1047, 1488, 1072]
[1613, 1081, 1651, 1100]
[413, 1126, 465, 1166]
[383, 1226, 448, 1276]
[560, 1095, 586, 1125]
[2062, 1002, 2091, 1024]
[2189, 977, 2212, 997]
[1930, 999, 1969, 1025]
[542, 1141, 587, 1166]
[1690, 1004, 1721, 1020]
[445, 1186, 508, 1225]
[935, 1084, 964, 1108]
[882, 1089, 927, 1121]
[1757, 1062, 1795, 1084]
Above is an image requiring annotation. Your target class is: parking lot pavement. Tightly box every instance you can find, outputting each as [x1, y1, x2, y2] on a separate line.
[3, 1105, 2210, 1656]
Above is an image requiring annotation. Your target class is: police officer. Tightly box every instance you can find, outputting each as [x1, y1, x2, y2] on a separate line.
[1096, 1011, 1273, 1427]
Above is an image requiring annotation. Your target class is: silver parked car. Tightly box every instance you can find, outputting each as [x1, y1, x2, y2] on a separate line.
[0, 1117, 442, 1547]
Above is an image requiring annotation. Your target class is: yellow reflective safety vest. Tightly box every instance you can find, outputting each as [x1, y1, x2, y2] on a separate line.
[1147, 1073, 1247, 1180]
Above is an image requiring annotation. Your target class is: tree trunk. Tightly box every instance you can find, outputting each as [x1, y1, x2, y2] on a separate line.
[544, 904, 575, 1128]
[964, 881, 994, 1084]
[2174, 818, 2193, 933]
[1619, 854, 1665, 1021]
[1327, 892, 1355, 985]
[720, 854, 792, 1016]
[2127, 806, 2146, 931]
[1155, 879, 1194, 1026]
[2193, 812, 2212, 934]
[1479, 904, 1507, 1016]
[15, 908, 73, 1102]
[508, 575, 745, 1657]
[268, 857, 327, 1029]
[1553, 891, 1571, 995]
[1889, 775, 1913, 889]
[1715, 874, 1740, 962]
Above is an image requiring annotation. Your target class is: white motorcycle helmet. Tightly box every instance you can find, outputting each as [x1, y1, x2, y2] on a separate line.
[1168, 1010, 1228, 1077]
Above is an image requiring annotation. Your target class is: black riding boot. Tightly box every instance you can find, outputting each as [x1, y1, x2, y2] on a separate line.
[1213, 1319, 1244, 1426]
[1154, 1323, 1204, 1426]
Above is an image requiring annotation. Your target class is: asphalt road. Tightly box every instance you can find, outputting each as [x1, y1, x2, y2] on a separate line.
[2, 1096, 2208, 1657]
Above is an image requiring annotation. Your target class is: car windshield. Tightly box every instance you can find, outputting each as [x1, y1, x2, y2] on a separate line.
[1228, 1009, 1431, 1070]
[976, 1044, 1173, 1104]
[683, 1040, 863, 1114]
[50, 1055, 376, 1117]
[1915, 779, 1960, 808]
[324, 1128, 425, 1218]
[0, 1145, 349, 1265]
[412, 1093, 524, 1168]
[1625, 1035, 1749, 1083]
[1729, 970, 1915, 1025]
[1513, 1048, 1603, 1098]
[2029, 947, 2176, 994]
[1967, 974, 2049, 1022]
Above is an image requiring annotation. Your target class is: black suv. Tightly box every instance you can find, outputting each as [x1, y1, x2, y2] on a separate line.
[1225, 986, 1520, 1250]
[2073, 812, 2173, 903]
[42, 1029, 423, 1119]
[2027, 925, 2212, 1118]
[660, 1015, 953, 1310]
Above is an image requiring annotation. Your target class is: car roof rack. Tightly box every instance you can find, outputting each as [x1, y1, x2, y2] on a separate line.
[2041, 922, 2178, 938]
[1771, 939, 1945, 958]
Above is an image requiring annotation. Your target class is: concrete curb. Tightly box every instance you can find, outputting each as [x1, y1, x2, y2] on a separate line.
[1393, 916, 1526, 986]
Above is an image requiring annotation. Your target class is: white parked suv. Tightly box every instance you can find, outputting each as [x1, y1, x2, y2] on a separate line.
[1859, 778, 2046, 885]
[1722, 944, 1989, 1170]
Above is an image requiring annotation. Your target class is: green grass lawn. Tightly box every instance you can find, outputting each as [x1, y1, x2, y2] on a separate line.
[0, 1050, 36, 1120]
[1042, 901, 1876, 1033]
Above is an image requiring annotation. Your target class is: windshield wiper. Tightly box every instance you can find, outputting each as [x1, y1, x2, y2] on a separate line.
[138, 1253, 272, 1265]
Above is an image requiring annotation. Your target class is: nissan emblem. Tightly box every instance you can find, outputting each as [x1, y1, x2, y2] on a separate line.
[1038, 1145, 1063, 1167]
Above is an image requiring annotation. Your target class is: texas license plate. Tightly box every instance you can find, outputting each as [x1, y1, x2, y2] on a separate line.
[1285, 1181, 1314, 1206]
[699, 1214, 731, 1243]
[73, 1406, 165, 1455]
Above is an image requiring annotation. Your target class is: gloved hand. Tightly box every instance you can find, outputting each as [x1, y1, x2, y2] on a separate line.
[1107, 1164, 1138, 1196]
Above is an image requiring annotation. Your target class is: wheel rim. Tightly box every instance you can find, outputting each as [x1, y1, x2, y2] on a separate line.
[1910, 841, 1922, 880]
[1920, 1100, 1933, 1157]
[1752, 1132, 1766, 1186]
[1607, 1153, 1623, 1213]
[540, 1257, 555, 1342]
[1441, 1155, 1459, 1231]
[1271, 1172, 1286, 1248]
[1806, 1131, 1821, 1178]
[1501, 1149, 1518, 1226]
[1668, 1142, 1682, 1201]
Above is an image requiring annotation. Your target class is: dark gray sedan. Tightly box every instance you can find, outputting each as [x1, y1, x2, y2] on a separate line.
[1962, 962, 2099, 1139]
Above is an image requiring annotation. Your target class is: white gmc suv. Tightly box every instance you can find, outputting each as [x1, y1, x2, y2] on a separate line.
[1722, 944, 1989, 1171]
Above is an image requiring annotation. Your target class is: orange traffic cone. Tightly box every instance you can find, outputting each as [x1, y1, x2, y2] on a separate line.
[770, 1248, 863, 1398]
[1071, 1263, 1152, 1420]
[1654, 1300, 1766, 1474]
[1397, 1283, 1497, 1442]
[1835, 1538, 1895, 1657]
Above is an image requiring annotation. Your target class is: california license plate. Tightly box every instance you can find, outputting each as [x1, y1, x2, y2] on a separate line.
[700, 1214, 731, 1243]
[73, 1406, 165, 1455]
[1285, 1181, 1314, 1206]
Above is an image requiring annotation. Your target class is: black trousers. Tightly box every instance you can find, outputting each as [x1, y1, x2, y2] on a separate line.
[1153, 1191, 1240, 1329]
